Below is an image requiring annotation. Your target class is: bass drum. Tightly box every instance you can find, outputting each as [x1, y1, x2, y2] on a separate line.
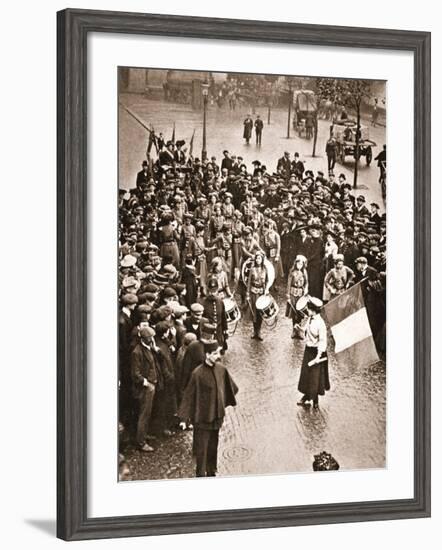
[241, 256, 275, 288]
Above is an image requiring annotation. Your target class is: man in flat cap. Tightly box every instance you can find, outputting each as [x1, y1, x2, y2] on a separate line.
[119, 293, 139, 431]
[178, 341, 238, 477]
[131, 327, 159, 452]
[184, 303, 205, 338]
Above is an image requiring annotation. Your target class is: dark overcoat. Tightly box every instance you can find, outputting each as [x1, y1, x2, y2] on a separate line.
[243, 118, 253, 139]
[178, 362, 238, 426]
[181, 340, 205, 393]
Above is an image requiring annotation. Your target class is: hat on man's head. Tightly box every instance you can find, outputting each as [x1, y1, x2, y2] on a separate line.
[203, 340, 220, 354]
[355, 256, 368, 264]
[190, 303, 204, 315]
[169, 303, 189, 316]
[121, 254, 137, 268]
[121, 293, 138, 306]
[162, 286, 177, 299]
[201, 323, 217, 343]
[139, 326, 155, 340]
[137, 304, 153, 315]
[184, 332, 197, 346]
[122, 276, 139, 290]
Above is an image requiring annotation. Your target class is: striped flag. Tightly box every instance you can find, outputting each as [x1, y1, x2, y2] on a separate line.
[323, 281, 379, 368]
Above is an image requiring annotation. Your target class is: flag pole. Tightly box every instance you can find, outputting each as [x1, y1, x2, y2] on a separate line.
[119, 102, 154, 135]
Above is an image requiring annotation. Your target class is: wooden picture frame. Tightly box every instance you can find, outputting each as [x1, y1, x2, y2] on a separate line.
[57, 8, 431, 541]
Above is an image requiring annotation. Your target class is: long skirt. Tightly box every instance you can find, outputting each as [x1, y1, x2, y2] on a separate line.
[269, 257, 284, 281]
[232, 241, 242, 271]
[160, 241, 180, 268]
[195, 256, 208, 294]
[297, 346, 330, 401]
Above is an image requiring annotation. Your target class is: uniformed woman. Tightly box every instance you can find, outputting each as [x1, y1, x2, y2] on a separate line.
[246, 251, 270, 340]
[297, 297, 330, 409]
[323, 254, 355, 302]
[285, 255, 309, 339]
[207, 257, 232, 300]
[262, 220, 283, 286]
[231, 210, 244, 282]
[157, 212, 180, 268]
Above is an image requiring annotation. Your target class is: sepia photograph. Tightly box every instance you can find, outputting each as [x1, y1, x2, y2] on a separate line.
[117, 67, 387, 482]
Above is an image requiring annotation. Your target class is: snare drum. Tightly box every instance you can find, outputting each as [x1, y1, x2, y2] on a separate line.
[223, 297, 241, 336]
[295, 295, 309, 317]
[256, 294, 279, 325]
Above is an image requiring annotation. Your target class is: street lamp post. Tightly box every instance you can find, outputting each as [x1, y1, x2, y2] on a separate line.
[201, 80, 209, 161]
[286, 81, 292, 139]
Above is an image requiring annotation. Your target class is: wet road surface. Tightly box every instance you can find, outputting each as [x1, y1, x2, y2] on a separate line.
[124, 290, 386, 481]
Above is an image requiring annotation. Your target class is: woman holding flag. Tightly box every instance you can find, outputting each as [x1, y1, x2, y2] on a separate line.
[297, 296, 330, 409]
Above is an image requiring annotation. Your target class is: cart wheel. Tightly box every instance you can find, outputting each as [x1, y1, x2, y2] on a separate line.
[366, 147, 372, 165]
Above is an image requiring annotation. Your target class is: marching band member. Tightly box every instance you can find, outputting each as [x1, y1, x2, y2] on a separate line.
[207, 257, 232, 300]
[323, 254, 355, 301]
[286, 255, 309, 339]
[246, 251, 270, 341]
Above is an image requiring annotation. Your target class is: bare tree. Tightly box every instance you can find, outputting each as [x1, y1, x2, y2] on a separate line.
[313, 78, 372, 188]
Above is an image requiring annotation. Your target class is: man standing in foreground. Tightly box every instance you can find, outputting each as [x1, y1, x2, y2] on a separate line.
[178, 342, 238, 477]
[131, 327, 159, 452]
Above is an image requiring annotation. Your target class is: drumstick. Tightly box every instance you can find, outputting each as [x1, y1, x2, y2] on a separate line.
[287, 299, 307, 318]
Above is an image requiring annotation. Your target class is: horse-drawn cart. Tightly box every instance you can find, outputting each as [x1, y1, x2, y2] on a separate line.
[292, 89, 317, 139]
[332, 121, 376, 165]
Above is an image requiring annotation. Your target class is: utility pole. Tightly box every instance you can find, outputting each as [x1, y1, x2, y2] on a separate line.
[286, 80, 292, 139]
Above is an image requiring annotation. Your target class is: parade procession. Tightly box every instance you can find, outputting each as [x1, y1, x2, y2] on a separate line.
[118, 70, 387, 481]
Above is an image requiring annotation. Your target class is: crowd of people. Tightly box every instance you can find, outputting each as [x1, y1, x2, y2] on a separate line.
[118, 135, 387, 471]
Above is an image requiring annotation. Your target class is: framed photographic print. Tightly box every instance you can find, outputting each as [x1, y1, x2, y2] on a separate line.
[57, 8, 431, 541]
